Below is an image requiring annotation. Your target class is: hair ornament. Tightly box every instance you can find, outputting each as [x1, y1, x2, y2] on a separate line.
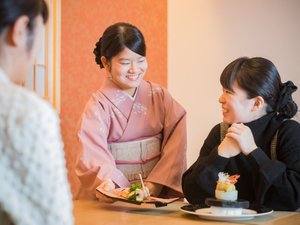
[275, 81, 297, 113]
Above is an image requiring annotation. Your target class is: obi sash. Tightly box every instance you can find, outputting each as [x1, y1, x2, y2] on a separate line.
[108, 137, 161, 181]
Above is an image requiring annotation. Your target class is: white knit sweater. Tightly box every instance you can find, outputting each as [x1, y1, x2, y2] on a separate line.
[0, 70, 73, 225]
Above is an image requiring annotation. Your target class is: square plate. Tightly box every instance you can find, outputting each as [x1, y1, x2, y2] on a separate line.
[96, 187, 179, 207]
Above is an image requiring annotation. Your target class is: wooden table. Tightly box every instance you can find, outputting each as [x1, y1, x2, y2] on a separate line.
[73, 200, 300, 225]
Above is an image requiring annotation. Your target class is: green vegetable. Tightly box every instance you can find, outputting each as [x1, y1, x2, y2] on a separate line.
[130, 183, 141, 192]
[127, 191, 137, 201]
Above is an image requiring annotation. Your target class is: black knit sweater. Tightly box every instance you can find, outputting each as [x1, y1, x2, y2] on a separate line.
[182, 113, 300, 211]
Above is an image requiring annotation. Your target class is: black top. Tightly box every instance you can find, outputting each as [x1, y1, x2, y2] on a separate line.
[182, 113, 300, 211]
[205, 198, 249, 208]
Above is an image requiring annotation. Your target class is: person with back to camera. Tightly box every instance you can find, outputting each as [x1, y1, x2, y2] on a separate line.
[75, 22, 187, 201]
[0, 0, 73, 225]
[182, 57, 300, 211]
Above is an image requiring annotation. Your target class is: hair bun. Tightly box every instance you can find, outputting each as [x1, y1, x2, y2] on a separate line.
[276, 81, 298, 118]
[93, 37, 104, 68]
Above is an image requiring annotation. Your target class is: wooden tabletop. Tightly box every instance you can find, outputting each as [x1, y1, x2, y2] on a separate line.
[73, 200, 300, 225]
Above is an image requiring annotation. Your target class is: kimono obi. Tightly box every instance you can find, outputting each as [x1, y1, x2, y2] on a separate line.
[108, 137, 161, 181]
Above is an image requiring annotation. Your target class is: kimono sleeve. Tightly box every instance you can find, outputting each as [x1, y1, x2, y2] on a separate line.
[76, 95, 129, 195]
[146, 88, 187, 195]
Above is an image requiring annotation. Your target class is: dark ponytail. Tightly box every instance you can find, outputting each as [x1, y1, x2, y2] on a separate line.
[93, 22, 146, 69]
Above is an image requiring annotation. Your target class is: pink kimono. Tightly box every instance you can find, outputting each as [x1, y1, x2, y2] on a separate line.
[76, 78, 187, 199]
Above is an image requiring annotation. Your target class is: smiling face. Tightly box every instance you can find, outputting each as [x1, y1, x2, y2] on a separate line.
[219, 81, 260, 124]
[103, 47, 148, 95]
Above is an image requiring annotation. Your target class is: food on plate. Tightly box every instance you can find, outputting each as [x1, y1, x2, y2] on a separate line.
[215, 172, 239, 201]
[205, 172, 249, 215]
[120, 183, 150, 202]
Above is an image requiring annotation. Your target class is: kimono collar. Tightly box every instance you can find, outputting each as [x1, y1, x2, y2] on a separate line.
[0, 68, 10, 84]
[100, 78, 144, 119]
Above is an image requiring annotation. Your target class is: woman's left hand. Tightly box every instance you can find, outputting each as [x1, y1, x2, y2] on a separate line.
[144, 181, 163, 197]
[96, 179, 116, 203]
[226, 123, 257, 156]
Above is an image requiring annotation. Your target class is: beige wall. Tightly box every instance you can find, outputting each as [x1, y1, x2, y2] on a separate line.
[168, 0, 300, 166]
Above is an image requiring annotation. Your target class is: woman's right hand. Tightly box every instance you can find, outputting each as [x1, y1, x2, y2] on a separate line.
[225, 123, 257, 156]
[144, 181, 163, 197]
[96, 179, 116, 203]
[218, 136, 241, 158]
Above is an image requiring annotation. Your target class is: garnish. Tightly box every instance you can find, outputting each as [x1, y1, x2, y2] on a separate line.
[126, 183, 150, 202]
[119, 174, 150, 202]
[228, 174, 240, 184]
[216, 172, 240, 192]
[130, 183, 141, 192]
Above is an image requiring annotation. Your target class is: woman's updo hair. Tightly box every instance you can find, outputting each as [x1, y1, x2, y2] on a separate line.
[0, 0, 48, 34]
[93, 22, 146, 68]
[220, 57, 298, 119]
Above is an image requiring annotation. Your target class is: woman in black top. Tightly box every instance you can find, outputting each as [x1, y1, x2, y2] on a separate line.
[182, 57, 300, 211]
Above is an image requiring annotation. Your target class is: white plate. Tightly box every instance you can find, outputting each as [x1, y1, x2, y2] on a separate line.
[181, 206, 273, 221]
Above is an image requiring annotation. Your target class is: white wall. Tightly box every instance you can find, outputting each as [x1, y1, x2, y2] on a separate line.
[168, 0, 300, 167]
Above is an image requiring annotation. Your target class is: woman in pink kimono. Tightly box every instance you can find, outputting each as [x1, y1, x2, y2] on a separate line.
[76, 22, 187, 200]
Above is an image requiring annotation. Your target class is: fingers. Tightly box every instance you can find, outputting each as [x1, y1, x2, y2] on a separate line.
[96, 192, 115, 203]
[226, 123, 248, 140]
[218, 136, 241, 158]
[227, 123, 245, 135]
[99, 178, 115, 191]
[226, 123, 257, 155]
[144, 182, 162, 197]
[96, 179, 116, 203]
